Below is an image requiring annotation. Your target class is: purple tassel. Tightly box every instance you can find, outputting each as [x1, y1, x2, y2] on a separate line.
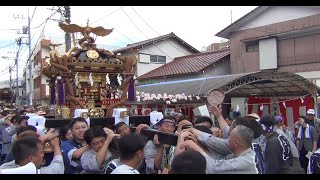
[128, 78, 135, 101]
[50, 85, 56, 105]
[64, 83, 67, 105]
[58, 79, 64, 105]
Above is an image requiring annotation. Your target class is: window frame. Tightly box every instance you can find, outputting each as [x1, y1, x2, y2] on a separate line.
[150, 55, 166, 64]
[138, 53, 166, 64]
[246, 42, 259, 52]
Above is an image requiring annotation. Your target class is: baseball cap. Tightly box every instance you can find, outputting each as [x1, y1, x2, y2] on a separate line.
[156, 118, 176, 126]
[307, 109, 315, 115]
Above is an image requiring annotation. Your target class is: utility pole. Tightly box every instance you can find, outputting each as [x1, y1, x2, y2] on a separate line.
[64, 6, 71, 52]
[27, 11, 32, 106]
[9, 66, 12, 106]
[15, 38, 22, 107]
[9, 66, 12, 89]
[14, 10, 33, 106]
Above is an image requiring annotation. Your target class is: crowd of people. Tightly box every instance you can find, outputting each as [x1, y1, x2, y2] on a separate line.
[0, 104, 320, 174]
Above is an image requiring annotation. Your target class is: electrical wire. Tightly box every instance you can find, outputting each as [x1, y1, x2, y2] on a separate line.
[30, 6, 59, 29]
[98, 18, 164, 56]
[0, 42, 17, 50]
[23, 7, 59, 70]
[90, 6, 124, 26]
[30, 6, 37, 23]
[130, 6, 191, 55]
[120, 6, 175, 60]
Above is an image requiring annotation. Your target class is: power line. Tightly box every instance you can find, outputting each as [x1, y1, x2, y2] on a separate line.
[20, 6, 58, 70]
[120, 7, 149, 39]
[0, 42, 17, 50]
[130, 6, 189, 56]
[30, 6, 59, 29]
[96, 14, 164, 57]
[100, 18, 135, 43]
[18, 45, 28, 60]
[0, 70, 11, 77]
[18, 21, 42, 60]
[120, 6, 175, 60]
[90, 7, 124, 26]
[7, 44, 21, 69]
[0, 42, 24, 77]
[99, 18, 160, 55]
[0, 29, 20, 32]
[113, 28, 135, 43]
[111, 28, 169, 56]
[30, 6, 37, 23]
[22, 7, 59, 73]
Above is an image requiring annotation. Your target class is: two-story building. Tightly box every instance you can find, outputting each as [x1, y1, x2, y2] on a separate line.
[216, 6, 320, 82]
[113, 32, 200, 77]
[215, 6, 320, 128]
[25, 39, 66, 106]
[135, 6, 320, 130]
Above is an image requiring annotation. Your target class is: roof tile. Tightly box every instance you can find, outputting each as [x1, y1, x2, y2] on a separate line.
[138, 49, 230, 80]
[113, 32, 200, 54]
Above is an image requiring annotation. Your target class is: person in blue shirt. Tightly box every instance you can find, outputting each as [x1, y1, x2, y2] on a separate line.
[61, 117, 90, 174]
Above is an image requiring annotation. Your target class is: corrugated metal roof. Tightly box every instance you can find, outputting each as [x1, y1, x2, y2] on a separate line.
[137, 73, 248, 95]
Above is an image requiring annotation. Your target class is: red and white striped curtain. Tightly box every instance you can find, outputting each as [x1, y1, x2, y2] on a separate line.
[247, 96, 314, 134]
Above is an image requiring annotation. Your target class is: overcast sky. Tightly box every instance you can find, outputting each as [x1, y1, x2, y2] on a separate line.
[0, 6, 257, 82]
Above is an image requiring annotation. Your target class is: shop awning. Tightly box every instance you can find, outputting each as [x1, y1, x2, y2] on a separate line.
[136, 70, 320, 97]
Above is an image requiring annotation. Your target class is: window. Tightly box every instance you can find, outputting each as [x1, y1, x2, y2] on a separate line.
[34, 77, 41, 89]
[150, 55, 157, 63]
[259, 38, 277, 70]
[246, 43, 259, 52]
[139, 53, 150, 63]
[158, 56, 166, 63]
[138, 53, 166, 64]
[150, 55, 166, 64]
